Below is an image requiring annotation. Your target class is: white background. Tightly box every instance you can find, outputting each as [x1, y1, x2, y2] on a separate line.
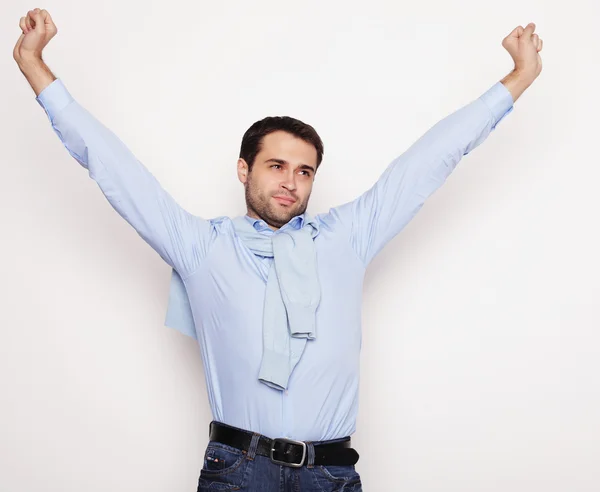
[1, 0, 599, 490]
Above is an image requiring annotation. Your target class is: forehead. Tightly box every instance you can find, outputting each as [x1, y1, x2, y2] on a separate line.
[258, 131, 317, 164]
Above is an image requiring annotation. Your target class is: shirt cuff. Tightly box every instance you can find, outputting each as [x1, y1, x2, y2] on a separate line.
[36, 78, 74, 123]
[479, 81, 514, 130]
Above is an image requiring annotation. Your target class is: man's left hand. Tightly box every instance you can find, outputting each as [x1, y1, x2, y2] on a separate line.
[502, 23, 543, 84]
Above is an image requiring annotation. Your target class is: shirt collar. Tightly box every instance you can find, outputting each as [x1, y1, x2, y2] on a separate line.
[244, 213, 306, 233]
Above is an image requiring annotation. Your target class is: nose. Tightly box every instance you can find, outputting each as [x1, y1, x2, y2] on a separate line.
[280, 170, 297, 191]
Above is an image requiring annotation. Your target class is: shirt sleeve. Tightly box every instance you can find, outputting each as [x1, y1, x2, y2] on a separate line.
[36, 78, 213, 278]
[324, 81, 514, 266]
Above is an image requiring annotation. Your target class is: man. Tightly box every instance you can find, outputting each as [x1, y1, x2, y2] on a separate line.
[14, 8, 542, 492]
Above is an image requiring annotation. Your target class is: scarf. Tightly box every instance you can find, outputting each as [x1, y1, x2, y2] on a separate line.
[164, 214, 321, 391]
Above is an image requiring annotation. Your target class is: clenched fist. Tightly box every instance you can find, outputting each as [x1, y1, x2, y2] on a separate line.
[13, 8, 57, 64]
[502, 23, 543, 82]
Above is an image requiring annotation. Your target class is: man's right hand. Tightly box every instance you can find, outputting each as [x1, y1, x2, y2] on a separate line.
[13, 8, 57, 65]
[14, 8, 58, 97]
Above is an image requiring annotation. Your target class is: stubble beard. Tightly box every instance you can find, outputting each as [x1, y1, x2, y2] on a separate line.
[244, 174, 308, 229]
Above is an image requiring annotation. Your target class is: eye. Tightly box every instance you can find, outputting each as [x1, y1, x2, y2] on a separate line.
[271, 164, 282, 170]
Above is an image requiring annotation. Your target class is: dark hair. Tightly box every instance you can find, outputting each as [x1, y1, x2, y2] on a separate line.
[239, 116, 324, 172]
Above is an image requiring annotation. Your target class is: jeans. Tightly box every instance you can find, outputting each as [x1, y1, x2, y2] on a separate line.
[196, 434, 363, 491]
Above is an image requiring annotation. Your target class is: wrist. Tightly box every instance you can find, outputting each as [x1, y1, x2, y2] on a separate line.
[500, 68, 534, 103]
[16, 55, 56, 97]
[17, 54, 43, 70]
[512, 67, 537, 86]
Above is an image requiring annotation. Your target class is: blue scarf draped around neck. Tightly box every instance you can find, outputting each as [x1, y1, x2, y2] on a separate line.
[164, 214, 321, 391]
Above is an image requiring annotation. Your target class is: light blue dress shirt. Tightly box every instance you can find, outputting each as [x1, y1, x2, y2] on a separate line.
[36, 78, 513, 441]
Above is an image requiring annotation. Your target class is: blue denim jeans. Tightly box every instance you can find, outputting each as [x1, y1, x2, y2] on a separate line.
[196, 434, 363, 491]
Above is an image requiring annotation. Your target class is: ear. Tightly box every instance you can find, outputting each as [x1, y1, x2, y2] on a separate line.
[237, 158, 249, 184]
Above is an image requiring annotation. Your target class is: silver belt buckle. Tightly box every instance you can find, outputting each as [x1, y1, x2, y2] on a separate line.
[270, 437, 307, 467]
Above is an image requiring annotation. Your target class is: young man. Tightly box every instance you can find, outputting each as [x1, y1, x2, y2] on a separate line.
[14, 8, 542, 492]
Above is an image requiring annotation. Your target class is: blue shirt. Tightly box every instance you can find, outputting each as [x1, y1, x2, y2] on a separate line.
[36, 79, 513, 441]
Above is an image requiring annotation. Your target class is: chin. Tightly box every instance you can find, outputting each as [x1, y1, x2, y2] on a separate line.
[269, 208, 296, 224]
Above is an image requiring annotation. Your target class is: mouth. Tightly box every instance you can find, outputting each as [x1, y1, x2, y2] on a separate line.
[272, 195, 297, 205]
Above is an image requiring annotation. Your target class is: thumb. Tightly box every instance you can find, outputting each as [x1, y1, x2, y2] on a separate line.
[42, 10, 54, 25]
[522, 22, 535, 38]
[31, 10, 46, 34]
[508, 25, 524, 39]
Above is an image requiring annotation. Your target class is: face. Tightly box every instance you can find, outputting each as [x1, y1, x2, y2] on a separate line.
[237, 130, 317, 230]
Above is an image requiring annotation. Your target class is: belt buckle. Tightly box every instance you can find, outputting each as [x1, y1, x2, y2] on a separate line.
[270, 437, 307, 467]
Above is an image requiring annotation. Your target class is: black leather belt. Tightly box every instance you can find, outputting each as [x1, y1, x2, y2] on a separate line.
[208, 421, 359, 467]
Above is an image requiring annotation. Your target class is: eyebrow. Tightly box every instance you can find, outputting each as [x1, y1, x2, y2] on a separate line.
[264, 158, 316, 174]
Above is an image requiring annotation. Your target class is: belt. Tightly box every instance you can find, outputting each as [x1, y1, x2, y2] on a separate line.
[208, 421, 360, 468]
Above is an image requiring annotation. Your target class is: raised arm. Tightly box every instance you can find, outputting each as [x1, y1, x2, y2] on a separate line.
[325, 23, 543, 266]
[14, 9, 212, 277]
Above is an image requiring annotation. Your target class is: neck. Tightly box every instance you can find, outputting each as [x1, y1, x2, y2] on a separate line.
[245, 209, 305, 232]
[245, 209, 280, 231]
